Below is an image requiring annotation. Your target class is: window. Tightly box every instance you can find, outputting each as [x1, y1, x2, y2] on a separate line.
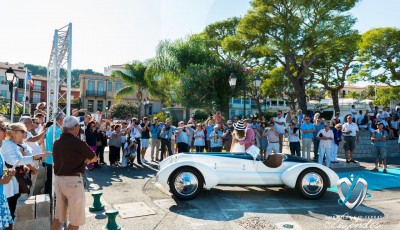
[0, 90, 7, 98]
[33, 81, 41, 90]
[17, 92, 24, 102]
[32, 92, 41, 104]
[107, 81, 112, 92]
[97, 100, 104, 112]
[107, 101, 112, 109]
[115, 82, 122, 91]
[97, 81, 104, 93]
[18, 79, 24, 88]
[0, 76, 5, 84]
[88, 100, 94, 112]
[88, 80, 95, 92]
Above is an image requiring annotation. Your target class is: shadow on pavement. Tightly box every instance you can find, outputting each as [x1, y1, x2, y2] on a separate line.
[167, 185, 385, 222]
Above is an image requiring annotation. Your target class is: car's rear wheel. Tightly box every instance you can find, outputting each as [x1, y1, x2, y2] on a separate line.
[296, 168, 328, 200]
[169, 167, 204, 200]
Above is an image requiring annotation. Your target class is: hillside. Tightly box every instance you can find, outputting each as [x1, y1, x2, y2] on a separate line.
[25, 64, 103, 87]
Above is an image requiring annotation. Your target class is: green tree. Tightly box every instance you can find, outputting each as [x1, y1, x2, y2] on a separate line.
[145, 38, 217, 107]
[111, 60, 148, 116]
[365, 85, 375, 99]
[261, 67, 296, 111]
[346, 91, 359, 99]
[312, 32, 360, 112]
[358, 27, 400, 86]
[109, 102, 138, 119]
[175, 60, 249, 114]
[228, 0, 359, 112]
[374, 87, 400, 106]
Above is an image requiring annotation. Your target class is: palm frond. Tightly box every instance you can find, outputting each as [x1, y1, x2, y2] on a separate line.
[114, 86, 135, 102]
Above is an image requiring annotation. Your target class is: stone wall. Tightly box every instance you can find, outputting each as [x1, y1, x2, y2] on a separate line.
[282, 130, 400, 158]
[337, 130, 400, 158]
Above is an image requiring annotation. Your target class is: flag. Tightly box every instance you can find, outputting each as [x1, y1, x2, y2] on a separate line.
[26, 72, 33, 88]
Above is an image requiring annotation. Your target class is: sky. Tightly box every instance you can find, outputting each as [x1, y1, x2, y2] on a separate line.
[1, 0, 399, 74]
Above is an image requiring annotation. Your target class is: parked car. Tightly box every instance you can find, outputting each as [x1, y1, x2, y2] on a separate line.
[156, 152, 339, 200]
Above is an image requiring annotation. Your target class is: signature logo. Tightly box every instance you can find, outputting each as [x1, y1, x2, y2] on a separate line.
[337, 174, 368, 209]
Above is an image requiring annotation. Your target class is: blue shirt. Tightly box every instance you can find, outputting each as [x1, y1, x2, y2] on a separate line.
[373, 130, 387, 147]
[159, 125, 180, 139]
[206, 125, 214, 140]
[150, 123, 162, 139]
[301, 122, 314, 139]
[176, 130, 189, 143]
[209, 131, 223, 148]
[313, 124, 324, 138]
[1, 140, 34, 166]
[0, 155, 4, 194]
[45, 124, 62, 164]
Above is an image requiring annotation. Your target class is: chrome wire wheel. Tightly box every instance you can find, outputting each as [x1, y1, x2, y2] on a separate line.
[301, 172, 324, 196]
[173, 172, 199, 197]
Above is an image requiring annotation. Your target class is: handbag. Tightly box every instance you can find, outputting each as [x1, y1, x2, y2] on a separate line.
[15, 167, 32, 194]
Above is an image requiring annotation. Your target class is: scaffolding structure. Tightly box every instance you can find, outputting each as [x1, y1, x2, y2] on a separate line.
[46, 23, 72, 122]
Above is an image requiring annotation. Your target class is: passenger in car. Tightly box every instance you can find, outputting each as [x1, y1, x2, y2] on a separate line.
[231, 120, 246, 153]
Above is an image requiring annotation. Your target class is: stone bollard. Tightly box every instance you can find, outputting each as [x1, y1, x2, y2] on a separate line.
[103, 210, 121, 230]
[89, 191, 105, 212]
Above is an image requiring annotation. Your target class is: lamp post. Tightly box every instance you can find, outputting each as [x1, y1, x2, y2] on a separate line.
[143, 98, 150, 116]
[229, 73, 261, 118]
[5, 68, 19, 122]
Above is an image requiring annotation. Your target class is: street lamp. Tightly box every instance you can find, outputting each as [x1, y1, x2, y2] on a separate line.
[229, 73, 261, 118]
[143, 98, 150, 115]
[5, 67, 19, 122]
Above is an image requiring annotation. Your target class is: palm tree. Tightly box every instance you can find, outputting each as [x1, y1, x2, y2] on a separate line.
[110, 60, 148, 116]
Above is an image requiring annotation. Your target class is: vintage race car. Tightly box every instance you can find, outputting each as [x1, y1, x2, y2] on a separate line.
[156, 152, 339, 200]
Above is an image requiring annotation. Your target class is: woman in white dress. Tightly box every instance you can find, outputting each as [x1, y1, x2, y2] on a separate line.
[230, 120, 246, 153]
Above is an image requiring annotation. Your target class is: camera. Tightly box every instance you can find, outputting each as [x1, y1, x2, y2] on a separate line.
[45, 121, 53, 128]
[319, 133, 324, 138]
[135, 121, 140, 125]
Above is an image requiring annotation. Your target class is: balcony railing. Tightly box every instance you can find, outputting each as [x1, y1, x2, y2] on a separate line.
[32, 86, 46, 91]
[30, 98, 46, 104]
[86, 90, 106, 97]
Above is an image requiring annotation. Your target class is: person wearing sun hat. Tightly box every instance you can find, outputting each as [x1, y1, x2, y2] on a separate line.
[231, 120, 246, 152]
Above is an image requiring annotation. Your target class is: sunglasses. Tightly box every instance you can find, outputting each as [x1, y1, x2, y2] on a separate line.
[0, 127, 6, 132]
[15, 130, 28, 134]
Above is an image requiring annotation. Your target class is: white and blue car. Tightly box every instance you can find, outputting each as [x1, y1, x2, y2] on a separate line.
[156, 152, 339, 200]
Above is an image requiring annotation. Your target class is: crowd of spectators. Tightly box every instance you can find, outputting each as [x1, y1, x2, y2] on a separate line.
[0, 103, 399, 229]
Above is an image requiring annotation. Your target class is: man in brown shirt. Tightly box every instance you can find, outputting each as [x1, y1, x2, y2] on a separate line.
[52, 116, 97, 230]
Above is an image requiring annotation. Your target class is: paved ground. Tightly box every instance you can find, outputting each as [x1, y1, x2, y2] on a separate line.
[82, 147, 400, 230]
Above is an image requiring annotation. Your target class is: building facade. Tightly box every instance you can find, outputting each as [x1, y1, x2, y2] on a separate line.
[0, 62, 31, 112]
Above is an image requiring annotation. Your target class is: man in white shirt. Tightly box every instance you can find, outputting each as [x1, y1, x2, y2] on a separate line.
[383, 107, 391, 120]
[128, 118, 142, 164]
[274, 110, 286, 152]
[376, 109, 384, 122]
[317, 123, 334, 167]
[342, 115, 359, 163]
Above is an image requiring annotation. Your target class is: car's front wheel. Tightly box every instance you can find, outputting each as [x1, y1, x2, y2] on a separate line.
[169, 167, 204, 200]
[296, 168, 328, 200]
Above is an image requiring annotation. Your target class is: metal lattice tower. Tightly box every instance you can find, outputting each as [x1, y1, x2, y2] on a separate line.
[47, 23, 72, 121]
